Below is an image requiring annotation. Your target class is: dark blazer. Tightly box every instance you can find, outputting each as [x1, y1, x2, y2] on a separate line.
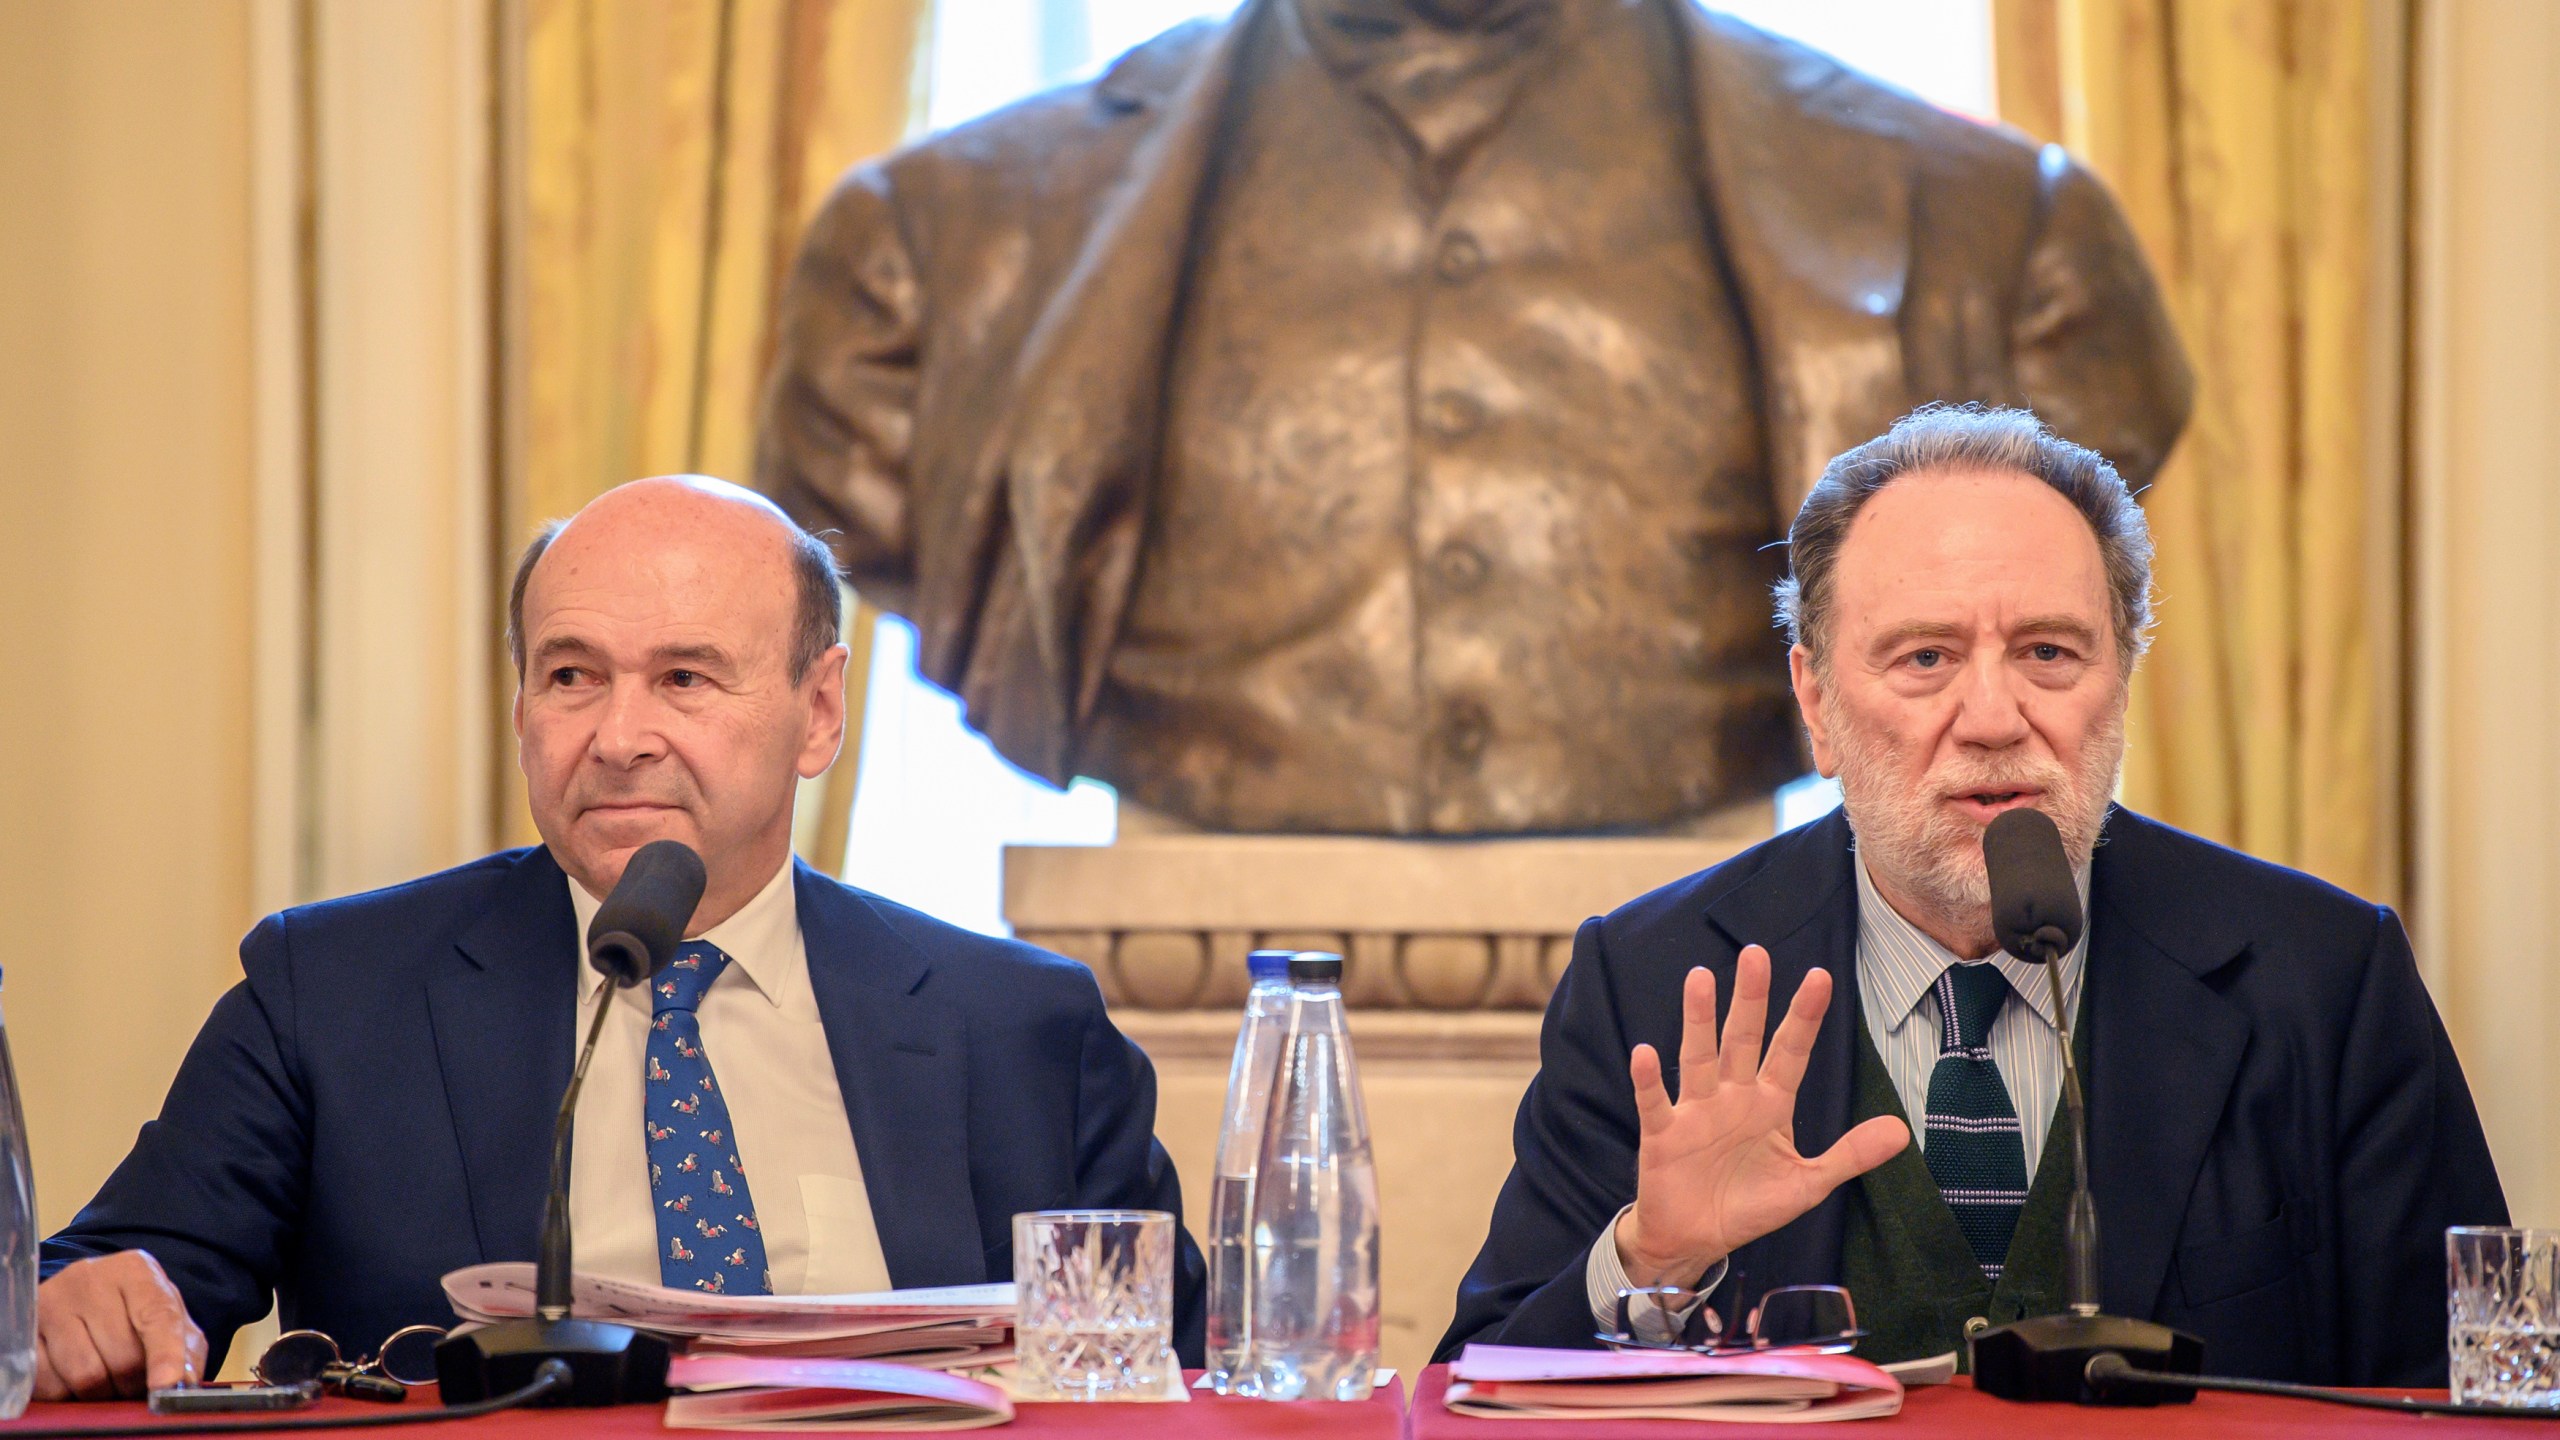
[44, 848, 1205, 1370]
[755, 1, 2190, 785]
[1438, 807, 2506, 1386]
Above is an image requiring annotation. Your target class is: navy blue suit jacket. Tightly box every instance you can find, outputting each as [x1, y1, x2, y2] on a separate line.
[44, 848, 1205, 1369]
[1437, 808, 2506, 1385]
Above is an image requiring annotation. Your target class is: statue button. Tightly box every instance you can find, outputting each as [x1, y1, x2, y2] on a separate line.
[1433, 541, 1489, 591]
[1441, 700, 1492, 763]
[1436, 231, 1485, 284]
[1425, 390, 1486, 439]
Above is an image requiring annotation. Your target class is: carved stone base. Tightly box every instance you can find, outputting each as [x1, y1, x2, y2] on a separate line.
[1005, 827, 1760, 1021]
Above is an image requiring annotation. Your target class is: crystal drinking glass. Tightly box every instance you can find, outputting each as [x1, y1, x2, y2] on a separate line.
[2449, 1226, 2560, 1409]
[1012, 1209, 1182, 1401]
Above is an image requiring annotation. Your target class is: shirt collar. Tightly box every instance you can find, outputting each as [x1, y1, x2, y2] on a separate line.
[1288, 0, 1598, 168]
[569, 854, 802, 1011]
[1852, 846, 2090, 1031]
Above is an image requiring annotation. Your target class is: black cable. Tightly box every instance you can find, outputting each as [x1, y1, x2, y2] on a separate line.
[7, 1360, 573, 1438]
[2089, 1352, 2560, 1420]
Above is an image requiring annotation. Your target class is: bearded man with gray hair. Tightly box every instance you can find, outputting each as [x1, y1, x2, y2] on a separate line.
[1438, 405, 2506, 1385]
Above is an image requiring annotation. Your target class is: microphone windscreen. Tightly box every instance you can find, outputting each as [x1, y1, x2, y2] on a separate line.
[1983, 808, 2083, 963]
[587, 839, 707, 987]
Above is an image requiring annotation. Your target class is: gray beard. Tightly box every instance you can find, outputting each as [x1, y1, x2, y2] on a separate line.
[1831, 700, 2124, 952]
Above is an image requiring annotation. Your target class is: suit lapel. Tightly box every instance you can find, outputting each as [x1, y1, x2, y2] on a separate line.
[428, 847, 579, 1262]
[2083, 812, 2251, 1319]
[796, 864, 985, 1287]
[1703, 812, 1863, 1295]
[982, 0, 1272, 743]
[1678, 6, 1914, 511]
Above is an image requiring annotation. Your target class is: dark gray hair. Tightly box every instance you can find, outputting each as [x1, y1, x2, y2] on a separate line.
[1773, 404, 2155, 670]
[506, 516, 845, 683]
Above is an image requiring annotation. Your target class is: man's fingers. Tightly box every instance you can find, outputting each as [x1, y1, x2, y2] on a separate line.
[1630, 1044, 1674, 1135]
[1673, 967, 1720, 1101]
[33, 1342, 70, 1403]
[1809, 1115, 1913, 1191]
[127, 1283, 204, 1391]
[1759, 965, 1835, 1093]
[79, 1306, 150, 1401]
[39, 1318, 113, 1401]
[1717, 946, 1771, 1084]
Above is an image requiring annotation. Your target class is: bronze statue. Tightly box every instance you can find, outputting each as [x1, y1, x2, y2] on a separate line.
[755, 0, 2189, 836]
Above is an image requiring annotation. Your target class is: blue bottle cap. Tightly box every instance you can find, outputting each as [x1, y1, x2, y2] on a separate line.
[1246, 949, 1296, 982]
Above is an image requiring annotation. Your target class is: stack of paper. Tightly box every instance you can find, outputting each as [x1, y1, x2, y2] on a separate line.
[442, 1264, 1016, 1369]
[1445, 1344, 1907, 1423]
[663, 1355, 1012, 1431]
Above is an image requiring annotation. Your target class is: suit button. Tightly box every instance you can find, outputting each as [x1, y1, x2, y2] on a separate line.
[1440, 699, 1491, 764]
[1425, 390, 1485, 439]
[1433, 540, 1489, 591]
[1436, 230, 1485, 284]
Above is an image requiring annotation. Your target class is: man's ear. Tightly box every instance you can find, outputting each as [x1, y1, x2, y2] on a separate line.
[1789, 643, 1840, 778]
[797, 643, 852, 780]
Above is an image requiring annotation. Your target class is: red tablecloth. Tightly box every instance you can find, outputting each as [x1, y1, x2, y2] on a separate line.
[4, 1374, 1405, 1440]
[1408, 1364, 2522, 1439]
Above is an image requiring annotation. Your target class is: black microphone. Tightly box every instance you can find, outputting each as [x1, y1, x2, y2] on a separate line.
[586, 840, 706, 988]
[1968, 809, 2204, 1406]
[435, 840, 706, 1407]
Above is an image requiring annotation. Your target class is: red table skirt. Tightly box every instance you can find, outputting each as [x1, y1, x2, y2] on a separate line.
[4, 1374, 1404, 1440]
[1407, 1364, 2516, 1439]
[9, 1367, 2536, 1439]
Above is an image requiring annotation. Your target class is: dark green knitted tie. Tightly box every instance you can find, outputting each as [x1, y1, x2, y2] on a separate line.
[1923, 962, 2028, 1280]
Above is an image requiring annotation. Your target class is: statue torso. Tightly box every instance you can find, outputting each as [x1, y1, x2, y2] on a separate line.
[1084, 0, 1799, 833]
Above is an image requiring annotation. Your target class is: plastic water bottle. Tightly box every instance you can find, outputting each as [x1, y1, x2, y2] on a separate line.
[1203, 951, 1299, 1395]
[1247, 952, 1379, 1401]
[0, 969, 35, 1418]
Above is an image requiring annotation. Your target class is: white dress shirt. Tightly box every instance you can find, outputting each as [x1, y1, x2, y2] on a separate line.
[566, 858, 893, 1295]
[1583, 846, 2090, 1331]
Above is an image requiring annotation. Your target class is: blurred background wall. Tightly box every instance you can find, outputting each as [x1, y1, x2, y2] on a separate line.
[2, 0, 2555, 1371]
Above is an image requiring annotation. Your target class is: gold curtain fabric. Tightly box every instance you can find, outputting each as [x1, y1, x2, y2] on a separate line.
[1993, 0, 2408, 902]
[505, 0, 928, 862]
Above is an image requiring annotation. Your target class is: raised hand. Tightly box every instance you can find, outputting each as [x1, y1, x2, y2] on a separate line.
[1613, 945, 1910, 1285]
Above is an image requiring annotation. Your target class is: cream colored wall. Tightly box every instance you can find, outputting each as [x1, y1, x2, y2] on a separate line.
[0, 0, 261, 1232]
[2411, 0, 2560, 1228]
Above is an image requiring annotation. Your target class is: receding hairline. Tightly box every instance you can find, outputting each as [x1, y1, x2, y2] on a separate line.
[506, 478, 846, 681]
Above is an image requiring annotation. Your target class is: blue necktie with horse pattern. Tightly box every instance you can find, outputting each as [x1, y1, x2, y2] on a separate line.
[646, 940, 772, 1294]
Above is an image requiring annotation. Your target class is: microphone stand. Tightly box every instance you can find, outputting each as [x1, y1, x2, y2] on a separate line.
[433, 984, 673, 1406]
[1968, 930, 2204, 1405]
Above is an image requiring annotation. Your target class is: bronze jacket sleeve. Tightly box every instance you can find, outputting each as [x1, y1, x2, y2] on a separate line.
[755, 166, 926, 615]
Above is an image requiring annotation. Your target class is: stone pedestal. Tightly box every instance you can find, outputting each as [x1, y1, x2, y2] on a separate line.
[1003, 818, 1762, 1377]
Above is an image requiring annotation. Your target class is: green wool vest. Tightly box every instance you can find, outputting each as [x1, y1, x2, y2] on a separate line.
[1839, 998, 2092, 1369]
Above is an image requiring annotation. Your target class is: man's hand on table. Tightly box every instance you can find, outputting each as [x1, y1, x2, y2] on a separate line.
[34, 1251, 208, 1400]
[1614, 945, 1911, 1285]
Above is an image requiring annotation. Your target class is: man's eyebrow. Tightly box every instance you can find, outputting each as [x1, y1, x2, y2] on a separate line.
[2011, 615, 2104, 645]
[529, 635, 604, 666]
[653, 642, 735, 667]
[1865, 620, 1967, 654]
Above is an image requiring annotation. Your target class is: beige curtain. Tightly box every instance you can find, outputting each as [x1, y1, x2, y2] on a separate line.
[1994, 0, 2409, 903]
[502, 0, 929, 863]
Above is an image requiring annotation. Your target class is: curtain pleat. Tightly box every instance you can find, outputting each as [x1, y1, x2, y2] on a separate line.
[505, 0, 928, 863]
[1992, 0, 2407, 902]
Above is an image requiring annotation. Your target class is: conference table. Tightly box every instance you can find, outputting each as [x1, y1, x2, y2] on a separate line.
[8, 1367, 2547, 1439]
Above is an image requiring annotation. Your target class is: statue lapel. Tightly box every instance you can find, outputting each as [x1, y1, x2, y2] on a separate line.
[1677, 5, 1915, 512]
[979, 3, 1272, 760]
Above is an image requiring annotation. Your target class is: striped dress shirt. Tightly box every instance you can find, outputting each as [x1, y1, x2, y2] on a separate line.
[1584, 840, 2090, 1329]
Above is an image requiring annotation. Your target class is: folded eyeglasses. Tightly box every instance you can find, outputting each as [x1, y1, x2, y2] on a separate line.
[1598, 1280, 1865, 1355]
[254, 1324, 447, 1402]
